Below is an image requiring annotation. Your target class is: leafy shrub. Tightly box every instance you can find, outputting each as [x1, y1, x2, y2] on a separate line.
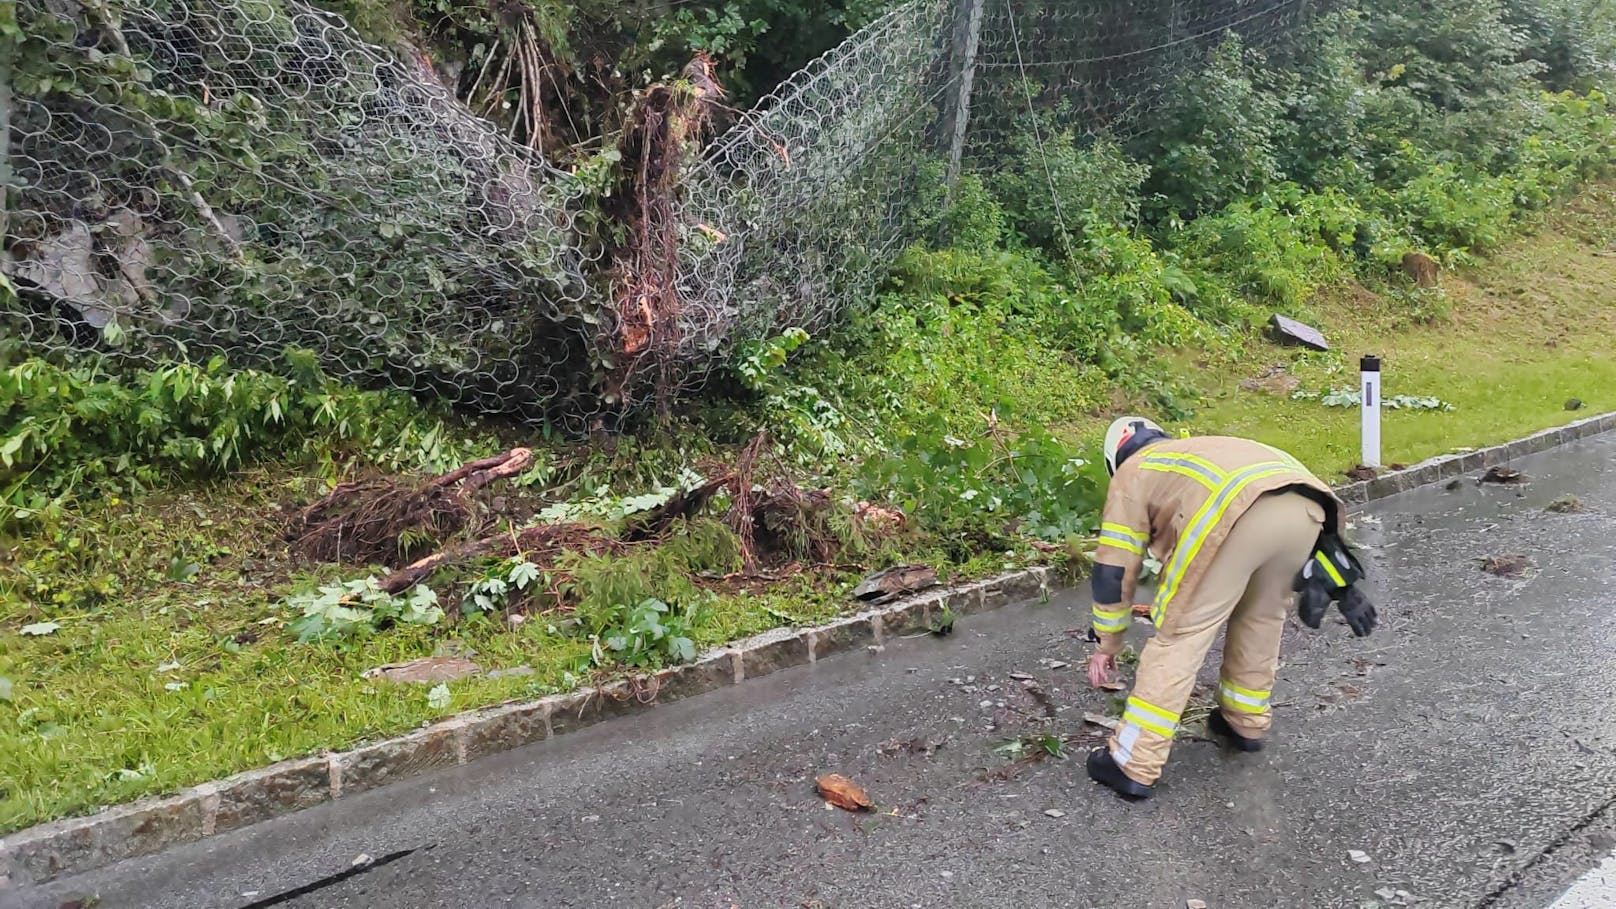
[0, 350, 483, 528]
[988, 131, 1150, 254]
[286, 579, 444, 643]
[855, 416, 1106, 546]
[1135, 37, 1286, 219]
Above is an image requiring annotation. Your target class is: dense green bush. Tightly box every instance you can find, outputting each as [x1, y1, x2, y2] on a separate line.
[0, 349, 483, 528]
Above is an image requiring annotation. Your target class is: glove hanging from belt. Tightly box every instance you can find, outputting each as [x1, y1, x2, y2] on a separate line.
[1293, 532, 1377, 637]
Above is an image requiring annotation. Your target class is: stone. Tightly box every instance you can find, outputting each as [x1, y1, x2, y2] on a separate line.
[211, 757, 330, 834]
[976, 578, 1010, 613]
[648, 652, 737, 703]
[1401, 251, 1440, 287]
[8, 793, 207, 883]
[1268, 314, 1329, 351]
[334, 723, 461, 798]
[880, 596, 935, 638]
[807, 615, 877, 660]
[738, 627, 812, 680]
[461, 702, 550, 763]
[1000, 569, 1044, 604]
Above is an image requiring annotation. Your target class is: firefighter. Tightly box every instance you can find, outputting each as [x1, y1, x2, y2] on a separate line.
[1084, 417, 1377, 800]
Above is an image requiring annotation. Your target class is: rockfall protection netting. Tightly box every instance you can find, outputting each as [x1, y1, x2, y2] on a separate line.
[3, 0, 1320, 430]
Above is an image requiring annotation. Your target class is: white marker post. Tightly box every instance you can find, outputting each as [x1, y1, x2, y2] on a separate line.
[1361, 354, 1382, 468]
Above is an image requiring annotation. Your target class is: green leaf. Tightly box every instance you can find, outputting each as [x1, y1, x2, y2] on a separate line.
[427, 683, 451, 710]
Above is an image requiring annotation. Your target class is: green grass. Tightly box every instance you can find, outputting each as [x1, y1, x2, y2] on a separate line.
[0, 469, 1031, 833]
[1162, 184, 1616, 477]
[5, 185, 1616, 836]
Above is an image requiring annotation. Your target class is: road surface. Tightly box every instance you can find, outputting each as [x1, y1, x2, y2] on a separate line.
[12, 432, 1616, 909]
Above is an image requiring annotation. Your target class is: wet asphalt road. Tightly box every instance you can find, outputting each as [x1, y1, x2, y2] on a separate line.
[13, 431, 1616, 909]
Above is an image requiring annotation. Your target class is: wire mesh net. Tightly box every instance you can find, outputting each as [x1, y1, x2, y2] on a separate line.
[3, 0, 1322, 429]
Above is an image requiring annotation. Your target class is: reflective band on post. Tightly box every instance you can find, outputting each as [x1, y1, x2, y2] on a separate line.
[1152, 461, 1297, 622]
[1218, 680, 1271, 714]
[1091, 604, 1131, 634]
[1123, 696, 1180, 738]
[1315, 551, 1347, 587]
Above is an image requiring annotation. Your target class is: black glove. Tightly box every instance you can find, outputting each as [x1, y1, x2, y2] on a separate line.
[1293, 532, 1377, 636]
[1296, 579, 1333, 630]
[1336, 587, 1377, 637]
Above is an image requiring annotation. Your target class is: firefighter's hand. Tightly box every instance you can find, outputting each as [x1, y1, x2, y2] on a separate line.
[1337, 587, 1378, 637]
[1087, 652, 1116, 687]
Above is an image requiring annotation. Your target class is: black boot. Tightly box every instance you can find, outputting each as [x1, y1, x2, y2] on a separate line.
[1207, 709, 1265, 753]
[1086, 748, 1154, 801]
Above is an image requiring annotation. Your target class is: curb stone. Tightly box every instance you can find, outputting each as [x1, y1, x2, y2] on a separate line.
[0, 567, 1056, 888]
[1334, 410, 1616, 509]
[2, 414, 1608, 887]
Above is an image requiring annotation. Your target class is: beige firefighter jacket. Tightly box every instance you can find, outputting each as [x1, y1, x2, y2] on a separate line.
[1089, 436, 1345, 656]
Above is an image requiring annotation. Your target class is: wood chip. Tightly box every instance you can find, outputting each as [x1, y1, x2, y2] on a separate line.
[815, 774, 874, 812]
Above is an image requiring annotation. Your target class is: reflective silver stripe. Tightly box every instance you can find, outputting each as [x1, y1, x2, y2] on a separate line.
[1139, 454, 1225, 490]
[1218, 683, 1269, 713]
[1114, 723, 1141, 766]
[1153, 461, 1296, 619]
[1098, 529, 1145, 555]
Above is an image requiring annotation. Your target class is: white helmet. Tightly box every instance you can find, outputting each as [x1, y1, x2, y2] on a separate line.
[1104, 416, 1167, 477]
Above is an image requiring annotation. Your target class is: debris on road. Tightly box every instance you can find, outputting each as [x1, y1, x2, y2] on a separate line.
[929, 606, 957, 636]
[1547, 495, 1587, 514]
[1083, 712, 1119, 731]
[1479, 554, 1535, 578]
[1044, 808, 1066, 818]
[815, 774, 874, 812]
[1187, 900, 1210, 909]
[879, 735, 945, 758]
[1479, 466, 1527, 485]
[1348, 849, 1372, 864]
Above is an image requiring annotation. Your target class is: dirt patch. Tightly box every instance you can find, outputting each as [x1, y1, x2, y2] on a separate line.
[1240, 364, 1301, 397]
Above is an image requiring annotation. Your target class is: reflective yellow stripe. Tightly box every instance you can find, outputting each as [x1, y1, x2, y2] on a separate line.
[1140, 461, 1221, 489]
[1098, 534, 1144, 556]
[1100, 523, 1147, 544]
[1169, 452, 1231, 480]
[1152, 462, 1297, 624]
[1256, 443, 1309, 473]
[1091, 604, 1130, 634]
[1219, 679, 1270, 700]
[1315, 551, 1347, 586]
[1218, 679, 1271, 714]
[1126, 696, 1179, 724]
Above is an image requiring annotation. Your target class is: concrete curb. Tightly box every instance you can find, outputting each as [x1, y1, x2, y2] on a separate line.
[1334, 410, 1616, 509]
[0, 566, 1060, 888]
[4, 411, 1611, 888]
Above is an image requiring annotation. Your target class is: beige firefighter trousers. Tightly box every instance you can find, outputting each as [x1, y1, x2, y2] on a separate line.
[1108, 492, 1325, 785]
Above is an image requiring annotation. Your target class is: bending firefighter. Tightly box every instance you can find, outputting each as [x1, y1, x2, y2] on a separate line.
[1084, 418, 1378, 800]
